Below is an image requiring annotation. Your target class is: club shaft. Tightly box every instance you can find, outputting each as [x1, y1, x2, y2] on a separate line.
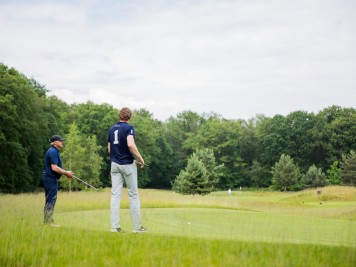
[73, 175, 98, 190]
[136, 162, 149, 167]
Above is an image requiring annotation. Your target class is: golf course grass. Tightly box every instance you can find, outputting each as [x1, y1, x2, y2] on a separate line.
[0, 186, 355, 266]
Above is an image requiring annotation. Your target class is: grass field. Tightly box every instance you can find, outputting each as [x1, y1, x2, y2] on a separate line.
[0, 186, 355, 266]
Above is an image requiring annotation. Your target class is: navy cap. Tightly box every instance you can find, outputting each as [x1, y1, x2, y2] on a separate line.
[50, 135, 66, 142]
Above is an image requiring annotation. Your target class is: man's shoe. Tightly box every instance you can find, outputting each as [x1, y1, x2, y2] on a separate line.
[132, 226, 147, 233]
[111, 228, 126, 233]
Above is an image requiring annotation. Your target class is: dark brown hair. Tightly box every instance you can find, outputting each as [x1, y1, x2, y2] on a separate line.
[119, 107, 132, 121]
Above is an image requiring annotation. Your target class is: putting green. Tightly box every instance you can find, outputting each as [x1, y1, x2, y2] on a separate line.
[57, 208, 356, 247]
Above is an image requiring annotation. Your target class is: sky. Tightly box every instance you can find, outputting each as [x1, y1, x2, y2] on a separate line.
[1, 0, 355, 121]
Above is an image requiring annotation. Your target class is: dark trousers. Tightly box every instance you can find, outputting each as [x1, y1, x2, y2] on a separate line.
[42, 174, 58, 224]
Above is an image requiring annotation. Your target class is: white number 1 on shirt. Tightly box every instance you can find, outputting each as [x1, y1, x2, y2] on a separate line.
[113, 130, 119, 144]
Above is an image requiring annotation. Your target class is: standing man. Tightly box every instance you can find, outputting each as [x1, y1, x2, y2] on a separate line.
[42, 135, 73, 226]
[108, 107, 147, 233]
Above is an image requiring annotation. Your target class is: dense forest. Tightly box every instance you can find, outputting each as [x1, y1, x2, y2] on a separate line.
[1, 63, 355, 193]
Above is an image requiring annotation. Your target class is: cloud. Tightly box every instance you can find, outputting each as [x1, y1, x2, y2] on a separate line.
[1, 0, 355, 120]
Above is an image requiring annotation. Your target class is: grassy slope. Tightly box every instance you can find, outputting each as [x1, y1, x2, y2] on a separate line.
[0, 186, 355, 267]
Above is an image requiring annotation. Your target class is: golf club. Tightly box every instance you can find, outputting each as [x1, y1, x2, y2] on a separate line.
[73, 175, 98, 190]
[136, 162, 149, 167]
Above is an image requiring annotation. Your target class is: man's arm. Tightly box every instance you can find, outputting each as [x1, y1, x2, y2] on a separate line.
[127, 135, 145, 167]
[51, 164, 73, 178]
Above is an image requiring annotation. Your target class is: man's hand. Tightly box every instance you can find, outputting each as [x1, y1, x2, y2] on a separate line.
[65, 171, 74, 178]
[137, 160, 145, 169]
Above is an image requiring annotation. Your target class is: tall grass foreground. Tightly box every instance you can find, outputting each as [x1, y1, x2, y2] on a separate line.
[0, 186, 355, 267]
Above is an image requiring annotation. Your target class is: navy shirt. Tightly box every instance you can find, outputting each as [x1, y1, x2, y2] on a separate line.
[43, 146, 62, 179]
[108, 122, 135, 165]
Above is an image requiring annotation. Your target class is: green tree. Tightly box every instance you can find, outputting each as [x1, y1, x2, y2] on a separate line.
[258, 112, 315, 174]
[147, 126, 174, 189]
[330, 113, 356, 160]
[326, 161, 341, 185]
[164, 111, 207, 187]
[60, 123, 86, 191]
[66, 101, 117, 186]
[131, 109, 169, 187]
[60, 124, 103, 190]
[173, 154, 209, 195]
[194, 148, 223, 190]
[309, 112, 332, 170]
[284, 111, 315, 172]
[44, 96, 69, 139]
[29, 78, 48, 97]
[301, 164, 326, 188]
[0, 64, 49, 193]
[239, 118, 259, 165]
[184, 117, 246, 189]
[250, 160, 269, 188]
[0, 142, 32, 192]
[257, 115, 288, 168]
[82, 135, 103, 188]
[271, 154, 298, 191]
[313, 106, 356, 170]
[340, 151, 356, 186]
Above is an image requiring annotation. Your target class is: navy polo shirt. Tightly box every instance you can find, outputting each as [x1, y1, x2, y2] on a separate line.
[44, 146, 62, 179]
[108, 122, 135, 165]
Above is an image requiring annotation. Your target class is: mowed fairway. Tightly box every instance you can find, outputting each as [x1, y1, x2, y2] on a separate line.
[1, 186, 355, 267]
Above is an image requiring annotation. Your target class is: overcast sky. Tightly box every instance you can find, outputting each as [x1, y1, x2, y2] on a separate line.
[1, 0, 355, 121]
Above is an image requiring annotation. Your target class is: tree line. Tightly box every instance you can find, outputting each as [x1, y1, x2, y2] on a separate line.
[1, 63, 355, 193]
